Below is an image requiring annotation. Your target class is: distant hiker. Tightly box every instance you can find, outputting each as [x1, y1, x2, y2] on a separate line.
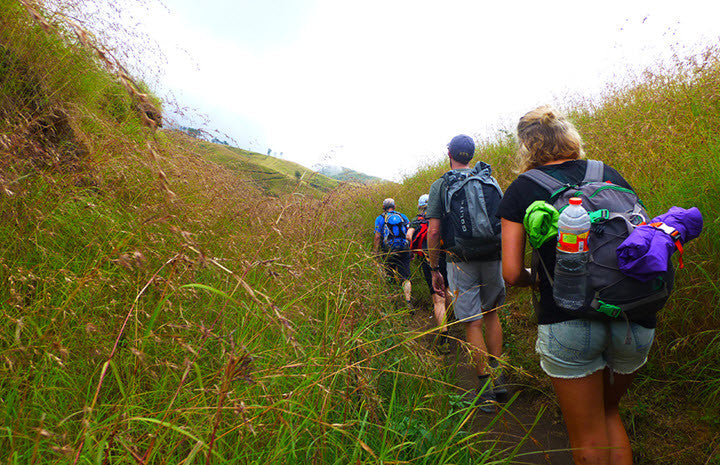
[426, 134, 506, 412]
[373, 198, 412, 310]
[406, 194, 451, 353]
[498, 105, 660, 465]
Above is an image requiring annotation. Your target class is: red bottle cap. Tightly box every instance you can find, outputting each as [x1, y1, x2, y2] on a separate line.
[569, 197, 582, 205]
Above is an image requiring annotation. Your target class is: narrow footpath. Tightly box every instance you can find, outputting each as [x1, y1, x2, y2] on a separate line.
[412, 310, 574, 465]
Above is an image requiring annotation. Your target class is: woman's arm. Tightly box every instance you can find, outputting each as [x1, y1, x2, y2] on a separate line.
[405, 227, 415, 244]
[501, 218, 533, 287]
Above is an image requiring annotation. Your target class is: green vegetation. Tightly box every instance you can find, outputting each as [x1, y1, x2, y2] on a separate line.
[0, 3, 533, 463]
[315, 164, 385, 184]
[1, 1, 719, 464]
[196, 140, 341, 197]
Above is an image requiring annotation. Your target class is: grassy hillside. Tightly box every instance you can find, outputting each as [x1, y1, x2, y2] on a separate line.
[220, 144, 340, 195]
[2, 1, 720, 464]
[314, 164, 386, 184]
[0, 3, 508, 464]
[171, 133, 340, 197]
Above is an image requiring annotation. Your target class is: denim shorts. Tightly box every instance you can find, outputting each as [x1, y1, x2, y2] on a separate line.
[535, 319, 655, 379]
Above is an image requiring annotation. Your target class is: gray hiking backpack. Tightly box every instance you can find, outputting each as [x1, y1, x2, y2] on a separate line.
[521, 160, 674, 322]
[441, 162, 503, 261]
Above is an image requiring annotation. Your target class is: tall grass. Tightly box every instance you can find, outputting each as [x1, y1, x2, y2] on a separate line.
[3, 0, 720, 463]
[0, 3, 541, 463]
[0, 152, 530, 462]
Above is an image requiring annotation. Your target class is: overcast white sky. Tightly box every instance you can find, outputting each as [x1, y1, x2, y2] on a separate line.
[115, 0, 719, 181]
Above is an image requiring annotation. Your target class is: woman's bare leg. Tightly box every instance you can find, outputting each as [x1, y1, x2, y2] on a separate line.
[603, 369, 636, 465]
[551, 370, 610, 464]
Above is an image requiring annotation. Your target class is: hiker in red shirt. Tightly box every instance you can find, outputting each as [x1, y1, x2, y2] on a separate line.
[406, 194, 451, 353]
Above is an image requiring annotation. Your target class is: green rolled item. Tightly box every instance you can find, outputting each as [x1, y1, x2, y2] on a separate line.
[523, 200, 560, 248]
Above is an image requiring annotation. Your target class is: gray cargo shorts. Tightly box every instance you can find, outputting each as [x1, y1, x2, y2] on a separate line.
[446, 259, 506, 322]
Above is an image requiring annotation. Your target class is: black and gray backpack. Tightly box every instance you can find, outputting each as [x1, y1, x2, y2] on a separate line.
[521, 160, 674, 323]
[441, 161, 503, 261]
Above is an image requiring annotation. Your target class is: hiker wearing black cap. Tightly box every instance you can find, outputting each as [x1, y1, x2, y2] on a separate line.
[426, 134, 507, 413]
[373, 198, 412, 309]
[406, 194, 451, 353]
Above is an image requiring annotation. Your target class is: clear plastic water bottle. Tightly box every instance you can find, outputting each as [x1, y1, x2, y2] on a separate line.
[553, 197, 591, 310]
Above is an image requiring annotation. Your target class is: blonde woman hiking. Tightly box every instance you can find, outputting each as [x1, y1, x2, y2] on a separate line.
[498, 105, 659, 465]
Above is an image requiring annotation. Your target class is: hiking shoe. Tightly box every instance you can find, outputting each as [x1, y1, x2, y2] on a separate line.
[433, 331, 451, 355]
[435, 338, 451, 355]
[464, 387, 497, 414]
[493, 371, 509, 403]
[405, 300, 415, 316]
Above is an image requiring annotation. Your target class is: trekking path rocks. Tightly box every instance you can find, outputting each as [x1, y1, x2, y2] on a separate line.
[411, 310, 574, 465]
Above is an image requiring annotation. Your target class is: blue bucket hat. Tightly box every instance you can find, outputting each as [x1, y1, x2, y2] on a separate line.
[448, 134, 475, 163]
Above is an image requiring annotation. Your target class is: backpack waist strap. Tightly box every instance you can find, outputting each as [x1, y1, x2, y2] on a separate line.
[590, 284, 669, 317]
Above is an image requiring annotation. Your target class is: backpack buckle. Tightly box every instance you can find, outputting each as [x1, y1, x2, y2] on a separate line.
[649, 221, 680, 239]
[597, 300, 622, 318]
[649, 221, 685, 268]
[589, 209, 610, 223]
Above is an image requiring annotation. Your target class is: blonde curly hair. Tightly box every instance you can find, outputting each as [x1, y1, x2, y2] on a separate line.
[516, 105, 585, 172]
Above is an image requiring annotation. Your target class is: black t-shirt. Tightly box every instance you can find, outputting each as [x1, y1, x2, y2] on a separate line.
[497, 159, 656, 328]
[408, 214, 426, 231]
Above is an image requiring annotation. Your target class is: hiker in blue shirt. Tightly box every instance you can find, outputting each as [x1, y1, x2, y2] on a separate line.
[499, 106, 656, 465]
[406, 194, 451, 353]
[426, 135, 507, 413]
[373, 198, 412, 309]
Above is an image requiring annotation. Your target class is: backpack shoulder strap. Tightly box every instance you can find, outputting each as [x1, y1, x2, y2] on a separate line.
[520, 168, 565, 194]
[530, 248, 554, 312]
[437, 175, 454, 215]
[385, 211, 406, 226]
[583, 160, 605, 183]
[442, 174, 460, 214]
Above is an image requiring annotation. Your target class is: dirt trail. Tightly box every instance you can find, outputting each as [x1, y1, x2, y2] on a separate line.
[412, 310, 574, 465]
